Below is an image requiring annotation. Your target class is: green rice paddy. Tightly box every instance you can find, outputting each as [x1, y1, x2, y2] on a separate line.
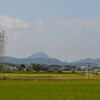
[0, 74, 100, 100]
[0, 81, 100, 100]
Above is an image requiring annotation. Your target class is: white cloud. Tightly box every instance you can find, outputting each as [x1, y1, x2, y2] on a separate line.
[0, 14, 47, 31]
[0, 14, 32, 29]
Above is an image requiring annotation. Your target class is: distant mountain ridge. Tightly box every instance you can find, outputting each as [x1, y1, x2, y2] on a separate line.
[5, 57, 68, 66]
[5, 52, 100, 66]
[71, 58, 100, 67]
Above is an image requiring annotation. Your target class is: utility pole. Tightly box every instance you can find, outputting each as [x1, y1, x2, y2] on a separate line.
[86, 63, 92, 79]
[86, 64, 88, 79]
[90, 66, 93, 78]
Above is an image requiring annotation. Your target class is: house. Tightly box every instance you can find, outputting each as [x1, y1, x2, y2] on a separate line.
[4, 66, 18, 71]
[49, 65, 60, 71]
[40, 64, 49, 71]
[81, 66, 87, 70]
[66, 65, 77, 71]
[60, 66, 68, 71]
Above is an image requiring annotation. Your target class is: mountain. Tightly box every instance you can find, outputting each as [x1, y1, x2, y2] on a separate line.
[71, 58, 94, 64]
[71, 58, 99, 67]
[28, 52, 50, 59]
[5, 56, 68, 66]
[5, 53, 100, 66]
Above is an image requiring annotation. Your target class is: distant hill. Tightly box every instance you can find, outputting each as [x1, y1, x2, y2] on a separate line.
[71, 58, 94, 64]
[5, 56, 68, 66]
[5, 53, 100, 66]
[28, 52, 50, 59]
[71, 58, 99, 67]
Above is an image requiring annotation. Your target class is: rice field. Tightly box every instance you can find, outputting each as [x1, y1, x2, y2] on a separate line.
[0, 81, 100, 100]
[0, 73, 100, 81]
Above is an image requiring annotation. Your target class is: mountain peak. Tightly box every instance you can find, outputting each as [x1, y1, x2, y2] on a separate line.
[28, 52, 50, 59]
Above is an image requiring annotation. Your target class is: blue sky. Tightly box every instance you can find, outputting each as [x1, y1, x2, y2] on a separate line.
[0, 0, 100, 62]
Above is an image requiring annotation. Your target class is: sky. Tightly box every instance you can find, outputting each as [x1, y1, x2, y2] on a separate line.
[0, 0, 100, 62]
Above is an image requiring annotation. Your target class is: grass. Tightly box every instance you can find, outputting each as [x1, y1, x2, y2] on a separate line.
[0, 81, 100, 100]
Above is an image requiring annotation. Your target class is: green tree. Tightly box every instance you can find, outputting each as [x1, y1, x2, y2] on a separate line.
[18, 64, 26, 72]
[57, 70, 62, 74]
[32, 64, 36, 70]
[32, 64, 41, 71]
[0, 64, 4, 71]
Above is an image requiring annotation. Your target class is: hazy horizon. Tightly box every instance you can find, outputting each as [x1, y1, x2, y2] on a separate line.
[0, 0, 100, 62]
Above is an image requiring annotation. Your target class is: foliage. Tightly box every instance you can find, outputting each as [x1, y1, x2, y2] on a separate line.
[0, 64, 4, 71]
[47, 69, 54, 72]
[1, 69, 7, 73]
[32, 64, 41, 71]
[94, 72, 99, 75]
[18, 64, 26, 72]
[71, 71, 75, 74]
[57, 70, 62, 73]
[6, 68, 12, 73]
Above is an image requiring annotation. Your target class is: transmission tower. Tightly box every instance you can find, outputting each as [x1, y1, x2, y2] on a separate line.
[0, 31, 7, 65]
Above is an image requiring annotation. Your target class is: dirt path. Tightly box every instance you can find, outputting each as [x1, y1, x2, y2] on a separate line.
[1, 78, 100, 81]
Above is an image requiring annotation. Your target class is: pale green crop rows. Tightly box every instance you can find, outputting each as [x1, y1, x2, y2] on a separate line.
[0, 73, 100, 79]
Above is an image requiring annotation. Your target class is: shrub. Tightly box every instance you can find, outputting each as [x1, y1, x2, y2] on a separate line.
[6, 69, 12, 73]
[71, 71, 75, 74]
[95, 72, 99, 75]
[47, 69, 53, 72]
[1, 69, 7, 73]
[57, 70, 62, 74]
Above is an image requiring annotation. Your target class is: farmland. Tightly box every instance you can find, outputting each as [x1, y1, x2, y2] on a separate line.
[0, 81, 100, 100]
[0, 73, 100, 100]
[0, 73, 100, 81]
